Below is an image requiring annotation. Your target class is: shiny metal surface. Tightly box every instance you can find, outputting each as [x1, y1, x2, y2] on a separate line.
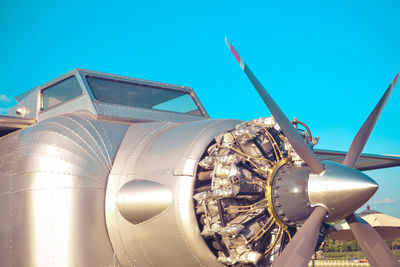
[7, 68, 209, 124]
[0, 111, 128, 266]
[1, 109, 235, 266]
[7, 84, 40, 120]
[117, 180, 173, 224]
[15, 106, 28, 117]
[0, 115, 35, 128]
[308, 161, 379, 222]
[273, 206, 328, 267]
[342, 73, 397, 168]
[95, 102, 207, 123]
[270, 161, 313, 227]
[105, 118, 240, 267]
[314, 149, 400, 171]
[38, 93, 97, 121]
[0, 115, 36, 138]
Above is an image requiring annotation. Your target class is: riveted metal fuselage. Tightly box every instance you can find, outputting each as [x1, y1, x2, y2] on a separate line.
[0, 111, 240, 267]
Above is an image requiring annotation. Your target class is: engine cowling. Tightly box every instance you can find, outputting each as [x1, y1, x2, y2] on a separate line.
[105, 118, 241, 267]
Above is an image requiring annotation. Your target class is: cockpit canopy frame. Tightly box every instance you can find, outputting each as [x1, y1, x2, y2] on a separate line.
[8, 68, 210, 123]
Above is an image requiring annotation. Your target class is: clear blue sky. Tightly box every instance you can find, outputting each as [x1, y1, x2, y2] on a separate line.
[1, 0, 399, 216]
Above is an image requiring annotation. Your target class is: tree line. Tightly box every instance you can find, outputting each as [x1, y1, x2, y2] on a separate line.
[323, 237, 400, 252]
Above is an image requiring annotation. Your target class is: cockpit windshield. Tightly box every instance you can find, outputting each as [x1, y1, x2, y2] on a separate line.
[86, 76, 203, 116]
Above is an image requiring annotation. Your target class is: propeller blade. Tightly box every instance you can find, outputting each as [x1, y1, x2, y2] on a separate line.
[343, 73, 399, 168]
[273, 206, 327, 267]
[345, 213, 399, 267]
[225, 37, 324, 174]
[342, 74, 399, 266]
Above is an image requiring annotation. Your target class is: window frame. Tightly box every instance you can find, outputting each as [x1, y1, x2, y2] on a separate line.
[85, 75, 206, 117]
[40, 75, 84, 112]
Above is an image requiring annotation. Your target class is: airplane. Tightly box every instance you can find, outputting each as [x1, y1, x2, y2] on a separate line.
[0, 38, 399, 267]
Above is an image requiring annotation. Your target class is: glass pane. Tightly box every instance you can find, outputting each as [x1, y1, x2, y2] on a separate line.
[152, 94, 200, 113]
[42, 76, 82, 110]
[86, 76, 203, 116]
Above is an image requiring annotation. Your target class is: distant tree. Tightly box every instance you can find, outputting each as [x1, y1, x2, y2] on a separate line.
[389, 237, 400, 249]
[324, 237, 400, 252]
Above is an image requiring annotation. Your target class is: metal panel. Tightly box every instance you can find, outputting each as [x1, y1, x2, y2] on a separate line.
[105, 119, 241, 267]
[77, 68, 196, 93]
[0, 111, 128, 267]
[0, 115, 36, 137]
[38, 94, 97, 122]
[7, 86, 40, 120]
[314, 149, 400, 171]
[95, 102, 207, 123]
[308, 161, 378, 222]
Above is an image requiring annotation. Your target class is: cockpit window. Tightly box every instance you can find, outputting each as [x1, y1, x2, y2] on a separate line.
[41, 76, 82, 110]
[86, 76, 203, 116]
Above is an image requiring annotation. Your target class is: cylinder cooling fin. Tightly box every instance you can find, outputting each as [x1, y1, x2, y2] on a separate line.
[194, 117, 320, 266]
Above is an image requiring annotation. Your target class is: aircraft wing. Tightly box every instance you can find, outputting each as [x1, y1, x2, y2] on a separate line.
[0, 115, 36, 138]
[314, 149, 400, 171]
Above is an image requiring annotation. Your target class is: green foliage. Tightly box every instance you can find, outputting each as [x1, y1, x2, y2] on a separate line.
[391, 237, 400, 249]
[324, 251, 365, 260]
[323, 239, 360, 253]
[322, 237, 400, 260]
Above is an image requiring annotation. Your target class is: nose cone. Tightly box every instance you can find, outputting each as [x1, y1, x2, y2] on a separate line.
[308, 161, 378, 222]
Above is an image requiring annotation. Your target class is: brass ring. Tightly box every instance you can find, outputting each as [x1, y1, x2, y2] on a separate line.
[265, 158, 291, 229]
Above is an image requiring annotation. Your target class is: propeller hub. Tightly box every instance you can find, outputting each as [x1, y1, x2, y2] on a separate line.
[308, 161, 378, 222]
[269, 161, 313, 227]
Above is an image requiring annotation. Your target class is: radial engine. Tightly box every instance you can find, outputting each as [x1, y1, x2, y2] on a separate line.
[194, 117, 321, 266]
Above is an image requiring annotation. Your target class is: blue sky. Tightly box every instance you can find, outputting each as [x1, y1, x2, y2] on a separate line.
[1, 1, 399, 217]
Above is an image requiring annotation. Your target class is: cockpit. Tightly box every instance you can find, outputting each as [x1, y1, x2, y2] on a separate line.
[8, 69, 209, 123]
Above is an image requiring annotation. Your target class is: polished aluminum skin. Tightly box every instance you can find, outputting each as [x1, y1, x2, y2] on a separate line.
[117, 180, 173, 224]
[308, 161, 379, 222]
[0, 69, 234, 267]
[0, 110, 240, 266]
[105, 118, 240, 267]
[0, 112, 128, 266]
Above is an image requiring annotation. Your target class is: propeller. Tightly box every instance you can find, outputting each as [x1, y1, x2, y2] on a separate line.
[342, 73, 399, 267]
[343, 73, 398, 168]
[225, 37, 327, 264]
[225, 37, 399, 267]
[346, 213, 399, 267]
[225, 37, 325, 174]
[272, 206, 327, 267]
